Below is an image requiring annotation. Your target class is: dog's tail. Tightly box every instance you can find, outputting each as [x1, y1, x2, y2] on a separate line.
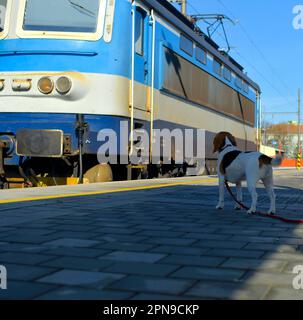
[271, 155, 283, 167]
[259, 155, 283, 168]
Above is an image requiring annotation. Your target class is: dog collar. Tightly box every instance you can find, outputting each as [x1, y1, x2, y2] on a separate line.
[219, 144, 232, 153]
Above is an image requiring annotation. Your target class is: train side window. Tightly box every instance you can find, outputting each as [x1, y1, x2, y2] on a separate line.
[243, 81, 249, 93]
[235, 76, 243, 89]
[196, 46, 206, 64]
[135, 10, 145, 56]
[213, 59, 222, 76]
[0, 0, 7, 33]
[180, 34, 193, 56]
[223, 67, 231, 81]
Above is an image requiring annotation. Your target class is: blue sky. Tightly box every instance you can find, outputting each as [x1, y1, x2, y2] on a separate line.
[172, 0, 302, 124]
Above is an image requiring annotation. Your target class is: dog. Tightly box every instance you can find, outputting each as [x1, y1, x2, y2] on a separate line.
[213, 132, 282, 214]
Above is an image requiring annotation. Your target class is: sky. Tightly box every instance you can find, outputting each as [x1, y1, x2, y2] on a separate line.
[172, 0, 303, 124]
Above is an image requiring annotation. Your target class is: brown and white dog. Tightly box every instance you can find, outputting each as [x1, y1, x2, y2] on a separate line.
[213, 132, 282, 214]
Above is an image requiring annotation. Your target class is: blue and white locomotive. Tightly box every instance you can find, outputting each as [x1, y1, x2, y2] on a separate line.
[0, 0, 261, 188]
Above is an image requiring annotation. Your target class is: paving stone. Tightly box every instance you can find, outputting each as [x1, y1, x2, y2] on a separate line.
[222, 258, 286, 271]
[38, 270, 125, 288]
[108, 275, 194, 295]
[0, 281, 57, 300]
[206, 248, 265, 259]
[36, 287, 134, 300]
[41, 257, 114, 271]
[43, 238, 100, 248]
[1, 234, 60, 244]
[131, 293, 195, 300]
[262, 252, 303, 262]
[171, 266, 245, 282]
[47, 231, 100, 239]
[104, 261, 179, 276]
[93, 234, 148, 243]
[159, 255, 224, 267]
[241, 271, 295, 287]
[145, 237, 197, 246]
[244, 243, 298, 253]
[265, 288, 303, 300]
[186, 281, 269, 300]
[150, 245, 208, 256]
[44, 247, 109, 258]
[195, 240, 247, 249]
[101, 251, 166, 263]
[5, 264, 57, 281]
[98, 242, 156, 252]
[0, 252, 55, 265]
[183, 233, 231, 241]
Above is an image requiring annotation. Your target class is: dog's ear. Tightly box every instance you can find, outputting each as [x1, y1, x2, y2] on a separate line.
[227, 133, 237, 146]
[213, 132, 226, 153]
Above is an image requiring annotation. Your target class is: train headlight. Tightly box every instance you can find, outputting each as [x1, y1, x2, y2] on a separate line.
[38, 77, 54, 94]
[56, 76, 72, 95]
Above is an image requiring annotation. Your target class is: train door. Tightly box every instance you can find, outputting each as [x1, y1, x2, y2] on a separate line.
[129, 5, 155, 178]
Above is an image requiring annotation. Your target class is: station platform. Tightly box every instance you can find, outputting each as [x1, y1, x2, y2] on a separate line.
[0, 169, 302, 300]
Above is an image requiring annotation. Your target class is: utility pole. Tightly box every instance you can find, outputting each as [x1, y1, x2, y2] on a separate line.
[168, 0, 187, 16]
[298, 88, 301, 172]
[181, 0, 187, 16]
[298, 88, 301, 151]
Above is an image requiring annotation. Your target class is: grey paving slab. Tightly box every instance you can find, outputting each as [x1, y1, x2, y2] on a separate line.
[43, 238, 100, 248]
[150, 245, 208, 256]
[44, 247, 110, 258]
[0, 170, 302, 299]
[171, 266, 245, 282]
[37, 270, 125, 288]
[104, 261, 180, 276]
[205, 248, 265, 259]
[159, 254, 225, 267]
[37, 287, 134, 300]
[0, 281, 57, 300]
[0, 252, 55, 265]
[131, 293, 195, 300]
[241, 271, 295, 287]
[5, 263, 57, 281]
[265, 288, 303, 300]
[186, 281, 269, 300]
[98, 242, 157, 252]
[100, 251, 166, 263]
[194, 240, 247, 249]
[41, 256, 114, 271]
[222, 258, 286, 271]
[108, 275, 195, 295]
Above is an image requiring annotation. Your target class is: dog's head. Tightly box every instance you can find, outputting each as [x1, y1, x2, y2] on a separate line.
[213, 132, 237, 153]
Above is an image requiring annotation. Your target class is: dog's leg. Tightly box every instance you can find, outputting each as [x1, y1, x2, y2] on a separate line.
[216, 175, 225, 210]
[235, 182, 242, 210]
[246, 174, 259, 214]
[262, 169, 276, 215]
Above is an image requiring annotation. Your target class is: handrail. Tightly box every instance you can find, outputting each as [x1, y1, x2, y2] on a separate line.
[149, 9, 156, 163]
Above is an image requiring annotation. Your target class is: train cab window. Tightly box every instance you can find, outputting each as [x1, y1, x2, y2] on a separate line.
[223, 67, 232, 82]
[0, 0, 8, 34]
[213, 59, 222, 76]
[196, 46, 206, 64]
[180, 34, 193, 56]
[235, 76, 243, 89]
[22, 0, 101, 33]
[135, 10, 145, 56]
[243, 81, 249, 93]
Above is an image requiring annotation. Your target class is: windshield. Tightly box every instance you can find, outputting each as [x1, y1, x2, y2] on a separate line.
[23, 0, 101, 33]
[0, 0, 7, 32]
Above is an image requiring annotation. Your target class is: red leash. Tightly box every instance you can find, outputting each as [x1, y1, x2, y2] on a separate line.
[224, 181, 303, 224]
